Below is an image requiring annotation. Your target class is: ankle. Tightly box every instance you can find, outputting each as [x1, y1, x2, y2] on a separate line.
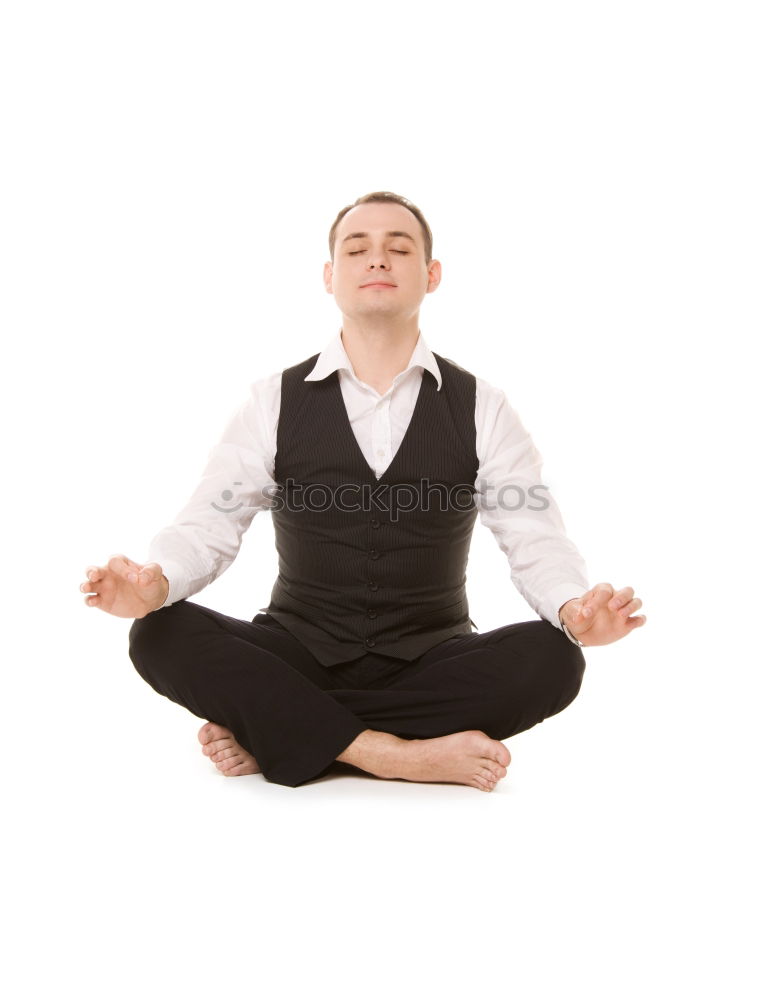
[336, 729, 411, 779]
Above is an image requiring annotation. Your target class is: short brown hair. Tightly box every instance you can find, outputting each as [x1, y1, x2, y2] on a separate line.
[328, 191, 433, 264]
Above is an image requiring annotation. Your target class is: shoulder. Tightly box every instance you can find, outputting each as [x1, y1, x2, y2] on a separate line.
[247, 367, 284, 407]
[434, 355, 507, 406]
[474, 373, 509, 412]
[226, 368, 283, 443]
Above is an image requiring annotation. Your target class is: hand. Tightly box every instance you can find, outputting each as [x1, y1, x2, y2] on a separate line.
[79, 554, 169, 619]
[560, 583, 646, 647]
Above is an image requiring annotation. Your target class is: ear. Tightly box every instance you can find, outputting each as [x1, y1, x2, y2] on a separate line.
[426, 259, 442, 294]
[323, 260, 334, 294]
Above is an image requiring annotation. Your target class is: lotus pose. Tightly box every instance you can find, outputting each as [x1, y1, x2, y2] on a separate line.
[80, 191, 645, 792]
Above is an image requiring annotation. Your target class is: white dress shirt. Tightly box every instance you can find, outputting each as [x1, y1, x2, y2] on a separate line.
[146, 331, 590, 632]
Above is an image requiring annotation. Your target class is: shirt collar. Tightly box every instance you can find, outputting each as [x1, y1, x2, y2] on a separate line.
[304, 330, 442, 392]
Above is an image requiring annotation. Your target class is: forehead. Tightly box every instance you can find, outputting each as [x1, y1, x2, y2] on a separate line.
[335, 201, 424, 245]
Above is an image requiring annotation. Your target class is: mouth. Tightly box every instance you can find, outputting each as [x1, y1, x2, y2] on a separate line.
[360, 282, 397, 289]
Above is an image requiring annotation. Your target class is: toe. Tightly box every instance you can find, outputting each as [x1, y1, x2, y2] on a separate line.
[475, 768, 496, 790]
[199, 722, 233, 746]
[198, 723, 221, 745]
[219, 755, 242, 771]
[226, 761, 255, 776]
[485, 759, 508, 779]
[489, 747, 511, 769]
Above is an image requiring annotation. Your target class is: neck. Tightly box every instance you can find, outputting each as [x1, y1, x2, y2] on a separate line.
[340, 316, 421, 395]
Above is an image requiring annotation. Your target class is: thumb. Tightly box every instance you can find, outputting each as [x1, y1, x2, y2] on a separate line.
[135, 562, 164, 587]
[564, 592, 594, 631]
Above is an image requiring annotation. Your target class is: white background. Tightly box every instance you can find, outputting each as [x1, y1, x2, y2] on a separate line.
[2, 1, 758, 997]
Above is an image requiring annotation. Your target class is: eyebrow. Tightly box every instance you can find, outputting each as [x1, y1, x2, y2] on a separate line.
[341, 230, 417, 244]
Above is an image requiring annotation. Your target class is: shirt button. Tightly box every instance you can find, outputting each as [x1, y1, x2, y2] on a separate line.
[365, 637, 376, 648]
[370, 518, 380, 529]
[377, 449, 385, 457]
[367, 610, 378, 620]
[369, 549, 380, 560]
[368, 581, 379, 591]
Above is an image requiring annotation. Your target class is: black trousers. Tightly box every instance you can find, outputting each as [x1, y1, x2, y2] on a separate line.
[128, 600, 586, 788]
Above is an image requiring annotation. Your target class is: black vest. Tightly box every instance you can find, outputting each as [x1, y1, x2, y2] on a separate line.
[259, 351, 479, 666]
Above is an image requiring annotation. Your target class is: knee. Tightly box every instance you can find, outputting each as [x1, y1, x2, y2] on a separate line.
[494, 620, 585, 714]
[484, 624, 586, 739]
[128, 602, 184, 677]
[539, 622, 586, 712]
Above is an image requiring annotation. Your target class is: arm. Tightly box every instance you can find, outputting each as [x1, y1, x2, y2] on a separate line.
[472, 378, 646, 647]
[81, 372, 280, 618]
[143, 371, 280, 607]
[474, 378, 591, 629]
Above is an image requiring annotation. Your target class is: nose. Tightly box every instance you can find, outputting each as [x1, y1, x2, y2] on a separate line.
[367, 247, 391, 270]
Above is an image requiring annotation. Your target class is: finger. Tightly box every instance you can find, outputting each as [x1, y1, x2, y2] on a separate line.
[85, 565, 102, 582]
[576, 588, 598, 619]
[106, 554, 149, 586]
[609, 586, 634, 611]
[566, 598, 585, 624]
[583, 582, 615, 618]
[625, 614, 646, 629]
[111, 554, 149, 581]
[616, 597, 642, 617]
[136, 563, 163, 587]
[84, 594, 100, 607]
[562, 596, 586, 624]
[108, 554, 136, 580]
[81, 569, 108, 592]
[578, 593, 598, 620]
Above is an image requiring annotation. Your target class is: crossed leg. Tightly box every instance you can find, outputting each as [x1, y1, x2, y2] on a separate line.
[129, 602, 585, 791]
[198, 721, 511, 792]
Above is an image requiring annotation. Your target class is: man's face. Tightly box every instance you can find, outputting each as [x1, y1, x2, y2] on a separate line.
[324, 202, 441, 325]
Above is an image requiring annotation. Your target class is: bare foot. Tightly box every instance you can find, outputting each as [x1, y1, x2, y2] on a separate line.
[393, 730, 511, 792]
[338, 728, 511, 792]
[198, 722, 261, 777]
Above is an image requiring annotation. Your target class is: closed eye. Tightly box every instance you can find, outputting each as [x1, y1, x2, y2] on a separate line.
[347, 250, 409, 255]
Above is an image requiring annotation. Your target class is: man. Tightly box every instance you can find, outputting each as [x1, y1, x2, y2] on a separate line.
[80, 191, 646, 792]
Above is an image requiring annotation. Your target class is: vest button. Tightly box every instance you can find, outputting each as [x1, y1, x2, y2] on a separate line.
[369, 549, 380, 560]
[368, 582, 379, 591]
[365, 637, 376, 648]
[370, 518, 380, 529]
[367, 610, 377, 619]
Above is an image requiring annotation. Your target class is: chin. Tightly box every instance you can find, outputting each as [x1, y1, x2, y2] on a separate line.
[349, 303, 402, 318]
